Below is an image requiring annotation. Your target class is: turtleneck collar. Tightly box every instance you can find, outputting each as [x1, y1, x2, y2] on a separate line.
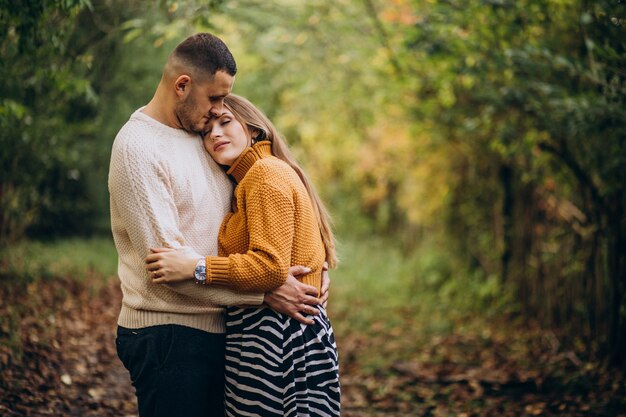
[226, 141, 273, 183]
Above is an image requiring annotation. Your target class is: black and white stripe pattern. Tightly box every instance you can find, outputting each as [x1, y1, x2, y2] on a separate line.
[224, 305, 340, 416]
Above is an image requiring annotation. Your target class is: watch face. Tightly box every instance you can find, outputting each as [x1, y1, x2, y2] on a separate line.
[195, 265, 207, 282]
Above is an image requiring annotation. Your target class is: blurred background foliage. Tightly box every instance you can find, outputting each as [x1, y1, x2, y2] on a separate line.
[1, 0, 624, 367]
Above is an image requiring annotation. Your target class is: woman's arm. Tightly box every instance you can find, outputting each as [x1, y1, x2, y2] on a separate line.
[147, 182, 297, 293]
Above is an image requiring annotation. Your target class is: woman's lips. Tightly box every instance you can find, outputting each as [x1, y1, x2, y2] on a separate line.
[213, 140, 229, 152]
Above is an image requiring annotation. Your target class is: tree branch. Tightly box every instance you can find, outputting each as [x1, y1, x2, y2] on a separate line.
[537, 141, 603, 212]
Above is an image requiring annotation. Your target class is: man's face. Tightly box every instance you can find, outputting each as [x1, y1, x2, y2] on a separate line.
[175, 70, 234, 134]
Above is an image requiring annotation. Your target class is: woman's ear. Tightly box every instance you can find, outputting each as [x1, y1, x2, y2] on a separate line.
[254, 129, 267, 142]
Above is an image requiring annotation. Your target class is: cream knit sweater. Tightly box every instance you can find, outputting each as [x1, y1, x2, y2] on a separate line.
[108, 109, 264, 334]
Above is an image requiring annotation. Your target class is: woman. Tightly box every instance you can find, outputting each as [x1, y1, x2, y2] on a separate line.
[145, 94, 340, 416]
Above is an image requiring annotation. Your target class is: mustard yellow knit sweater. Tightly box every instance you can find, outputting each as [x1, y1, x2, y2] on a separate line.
[205, 141, 325, 294]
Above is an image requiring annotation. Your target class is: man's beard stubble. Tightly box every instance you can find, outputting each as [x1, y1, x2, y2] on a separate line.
[175, 94, 203, 134]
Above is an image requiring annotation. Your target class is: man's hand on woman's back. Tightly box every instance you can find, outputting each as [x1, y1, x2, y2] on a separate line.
[263, 265, 328, 325]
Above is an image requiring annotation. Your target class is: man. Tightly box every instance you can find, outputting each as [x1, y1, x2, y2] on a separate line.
[108, 33, 328, 417]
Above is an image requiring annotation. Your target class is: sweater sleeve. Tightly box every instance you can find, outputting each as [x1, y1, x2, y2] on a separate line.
[205, 182, 294, 292]
[109, 133, 264, 306]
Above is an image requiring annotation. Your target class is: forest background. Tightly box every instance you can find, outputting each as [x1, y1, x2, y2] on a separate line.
[1, 0, 625, 416]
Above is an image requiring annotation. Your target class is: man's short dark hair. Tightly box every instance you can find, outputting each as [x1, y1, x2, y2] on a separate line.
[172, 33, 237, 79]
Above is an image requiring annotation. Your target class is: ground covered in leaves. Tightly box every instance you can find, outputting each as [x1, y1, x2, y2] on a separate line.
[1, 276, 625, 416]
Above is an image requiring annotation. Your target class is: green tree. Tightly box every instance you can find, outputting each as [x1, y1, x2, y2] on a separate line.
[398, 0, 626, 364]
[1, 0, 100, 242]
[0, 0, 172, 242]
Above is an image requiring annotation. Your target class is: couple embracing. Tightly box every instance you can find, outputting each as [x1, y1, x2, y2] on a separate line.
[108, 33, 340, 416]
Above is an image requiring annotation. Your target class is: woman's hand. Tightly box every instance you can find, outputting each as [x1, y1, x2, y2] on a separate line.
[145, 247, 200, 284]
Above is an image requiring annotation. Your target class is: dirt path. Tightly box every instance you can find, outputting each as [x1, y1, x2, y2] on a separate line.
[0, 278, 136, 416]
[1, 277, 625, 416]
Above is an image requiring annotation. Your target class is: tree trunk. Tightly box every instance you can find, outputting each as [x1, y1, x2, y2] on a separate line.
[499, 164, 513, 284]
[608, 201, 626, 367]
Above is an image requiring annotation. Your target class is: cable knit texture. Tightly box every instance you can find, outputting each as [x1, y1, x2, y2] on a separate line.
[205, 141, 325, 294]
[108, 109, 264, 334]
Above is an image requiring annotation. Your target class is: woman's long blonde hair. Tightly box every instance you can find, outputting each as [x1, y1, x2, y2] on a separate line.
[222, 94, 337, 268]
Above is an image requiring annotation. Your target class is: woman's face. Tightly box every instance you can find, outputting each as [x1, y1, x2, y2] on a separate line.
[202, 109, 251, 166]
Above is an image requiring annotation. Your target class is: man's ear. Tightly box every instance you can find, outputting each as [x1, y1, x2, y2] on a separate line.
[174, 75, 191, 97]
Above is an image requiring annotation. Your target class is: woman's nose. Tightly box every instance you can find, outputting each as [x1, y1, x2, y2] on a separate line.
[209, 126, 223, 140]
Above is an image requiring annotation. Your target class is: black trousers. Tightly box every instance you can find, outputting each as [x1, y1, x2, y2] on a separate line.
[116, 324, 226, 417]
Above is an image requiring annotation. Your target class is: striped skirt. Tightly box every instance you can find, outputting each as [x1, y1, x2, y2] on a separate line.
[224, 305, 340, 416]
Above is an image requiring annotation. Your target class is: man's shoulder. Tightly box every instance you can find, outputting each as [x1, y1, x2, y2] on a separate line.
[114, 113, 158, 146]
[111, 116, 169, 165]
[109, 116, 164, 176]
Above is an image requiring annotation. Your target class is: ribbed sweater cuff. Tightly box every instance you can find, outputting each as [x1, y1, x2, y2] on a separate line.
[206, 256, 232, 286]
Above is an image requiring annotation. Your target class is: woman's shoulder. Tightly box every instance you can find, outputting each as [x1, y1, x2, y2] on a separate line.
[246, 157, 301, 189]
[248, 156, 293, 177]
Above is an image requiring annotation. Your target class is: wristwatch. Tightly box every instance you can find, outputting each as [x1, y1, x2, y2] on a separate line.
[194, 258, 207, 285]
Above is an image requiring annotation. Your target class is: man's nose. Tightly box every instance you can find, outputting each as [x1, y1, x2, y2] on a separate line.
[209, 102, 223, 117]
